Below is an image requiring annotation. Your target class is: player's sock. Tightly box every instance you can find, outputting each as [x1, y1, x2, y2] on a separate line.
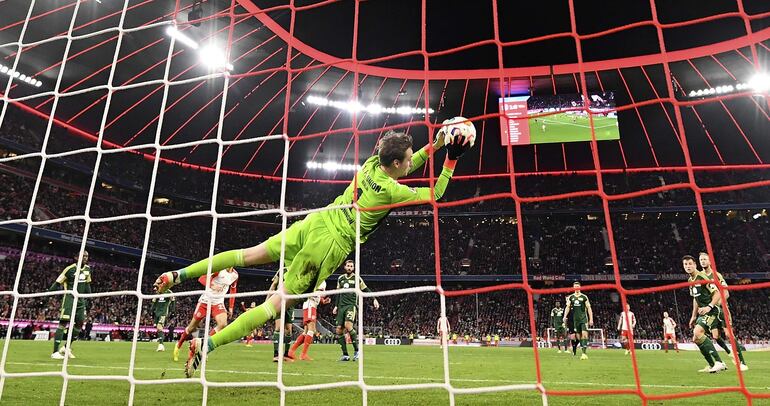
[301, 333, 313, 356]
[284, 332, 292, 356]
[715, 337, 731, 355]
[664, 341, 668, 352]
[178, 249, 245, 282]
[289, 335, 303, 355]
[571, 339, 578, 355]
[699, 336, 722, 364]
[53, 326, 65, 353]
[694, 335, 714, 366]
[208, 301, 277, 353]
[158, 330, 165, 343]
[736, 344, 746, 364]
[337, 334, 349, 356]
[580, 339, 588, 354]
[349, 329, 359, 352]
[177, 330, 190, 348]
[272, 332, 280, 357]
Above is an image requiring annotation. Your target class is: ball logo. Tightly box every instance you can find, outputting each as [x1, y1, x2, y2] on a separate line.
[641, 343, 662, 350]
[384, 339, 402, 345]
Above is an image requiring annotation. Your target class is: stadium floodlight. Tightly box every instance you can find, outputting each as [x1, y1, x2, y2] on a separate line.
[306, 161, 362, 171]
[748, 73, 770, 92]
[306, 95, 434, 115]
[165, 26, 199, 49]
[198, 45, 234, 71]
[0, 63, 43, 88]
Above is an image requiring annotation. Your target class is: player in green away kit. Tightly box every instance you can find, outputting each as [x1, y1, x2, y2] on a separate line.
[682, 255, 727, 373]
[152, 129, 471, 377]
[563, 281, 593, 360]
[150, 292, 176, 352]
[549, 300, 567, 353]
[48, 251, 92, 360]
[334, 260, 380, 361]
[698, 252, 748, 371]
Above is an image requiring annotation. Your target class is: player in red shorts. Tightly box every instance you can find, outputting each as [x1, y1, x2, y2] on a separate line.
[288, 281, 330, 361]
[172, 267, 238, 361]
[662, 311, 679, 353]
[616, 303, 636, 355]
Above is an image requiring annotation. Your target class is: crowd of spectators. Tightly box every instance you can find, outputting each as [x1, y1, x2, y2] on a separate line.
[2, 105, 770, 342]
[1, 247, 769, 343]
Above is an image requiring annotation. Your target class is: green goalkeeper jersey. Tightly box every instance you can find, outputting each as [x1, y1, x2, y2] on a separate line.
[550, 307, 565, 329]
[336, 273, 369, 308]
[56, 263, 92, 294]
[566, 293, 590, 323]
[688, 271, 718, 308]
[320, 148, 453, 247]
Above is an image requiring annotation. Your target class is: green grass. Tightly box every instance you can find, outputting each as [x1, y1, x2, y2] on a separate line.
[530, 112, 620, 144]
[0, 340, 768, 405]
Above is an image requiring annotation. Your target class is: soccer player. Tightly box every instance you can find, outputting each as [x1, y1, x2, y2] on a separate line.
[662, 311, 679, 353]
[563, 281, 593, 360]
[566, 305, 578, 355]
[150, 291, 176, 352]
[334, 260, 380, 361]
[549, 300, 566, 353]
[437, 315, 450, 349]
[616, 303, 636, 355]
[541, 123, 546, 133]
[683, 255, 726, 373]
[48, 251, 92, 359]
[288, 281, 330, 361]
[155, 130, 466, 377]
[699, 252, 748, 371]
[172, 267, 238, 362]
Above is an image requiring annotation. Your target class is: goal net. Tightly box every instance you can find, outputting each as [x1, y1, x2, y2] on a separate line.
[0, 0, 769, 405]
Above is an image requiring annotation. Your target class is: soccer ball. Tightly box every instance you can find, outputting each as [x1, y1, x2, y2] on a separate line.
[441, 116, 477, 148]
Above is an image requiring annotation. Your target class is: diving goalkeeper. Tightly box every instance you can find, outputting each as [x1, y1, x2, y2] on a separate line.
[153, 128, 470, 377]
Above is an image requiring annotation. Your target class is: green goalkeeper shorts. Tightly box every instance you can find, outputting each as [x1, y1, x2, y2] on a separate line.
[265, 212, 350, 295]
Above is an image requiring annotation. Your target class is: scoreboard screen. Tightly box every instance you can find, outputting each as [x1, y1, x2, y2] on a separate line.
[499, 92, 620, 146]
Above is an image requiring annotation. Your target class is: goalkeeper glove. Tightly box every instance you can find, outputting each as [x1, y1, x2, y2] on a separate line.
[445, 132, 470, 160]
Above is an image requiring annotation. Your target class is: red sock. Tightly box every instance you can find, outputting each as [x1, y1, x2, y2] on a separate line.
[674, 341, 679, 352]
[664, 341, 668, 352]
[209, 328, 217, 336]
[301, 334, 313, 356]
[289, 335, 303, 355]
[246, 336, 253, 345]
[176, 330, 190, 348]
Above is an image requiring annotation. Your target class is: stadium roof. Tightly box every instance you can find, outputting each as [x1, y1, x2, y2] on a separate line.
[0, 0, 769, 180]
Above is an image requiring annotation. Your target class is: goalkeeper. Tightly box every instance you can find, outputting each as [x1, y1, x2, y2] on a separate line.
[153, 129, 469, 377]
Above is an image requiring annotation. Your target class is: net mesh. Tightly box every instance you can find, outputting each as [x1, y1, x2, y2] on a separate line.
[0, 0, 768, 405]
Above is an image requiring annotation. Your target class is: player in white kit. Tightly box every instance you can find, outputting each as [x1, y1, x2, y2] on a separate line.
[616, 303, 636, 355]
[173, 267, 239, 361]
[662, 311, 679, 353]
[287, 281, 330, 361]
[437, 316, 451, 349]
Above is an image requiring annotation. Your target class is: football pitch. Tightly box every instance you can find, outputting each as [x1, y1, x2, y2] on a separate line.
[529, 112, 620, 144]
[0, 341, 768, 405]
